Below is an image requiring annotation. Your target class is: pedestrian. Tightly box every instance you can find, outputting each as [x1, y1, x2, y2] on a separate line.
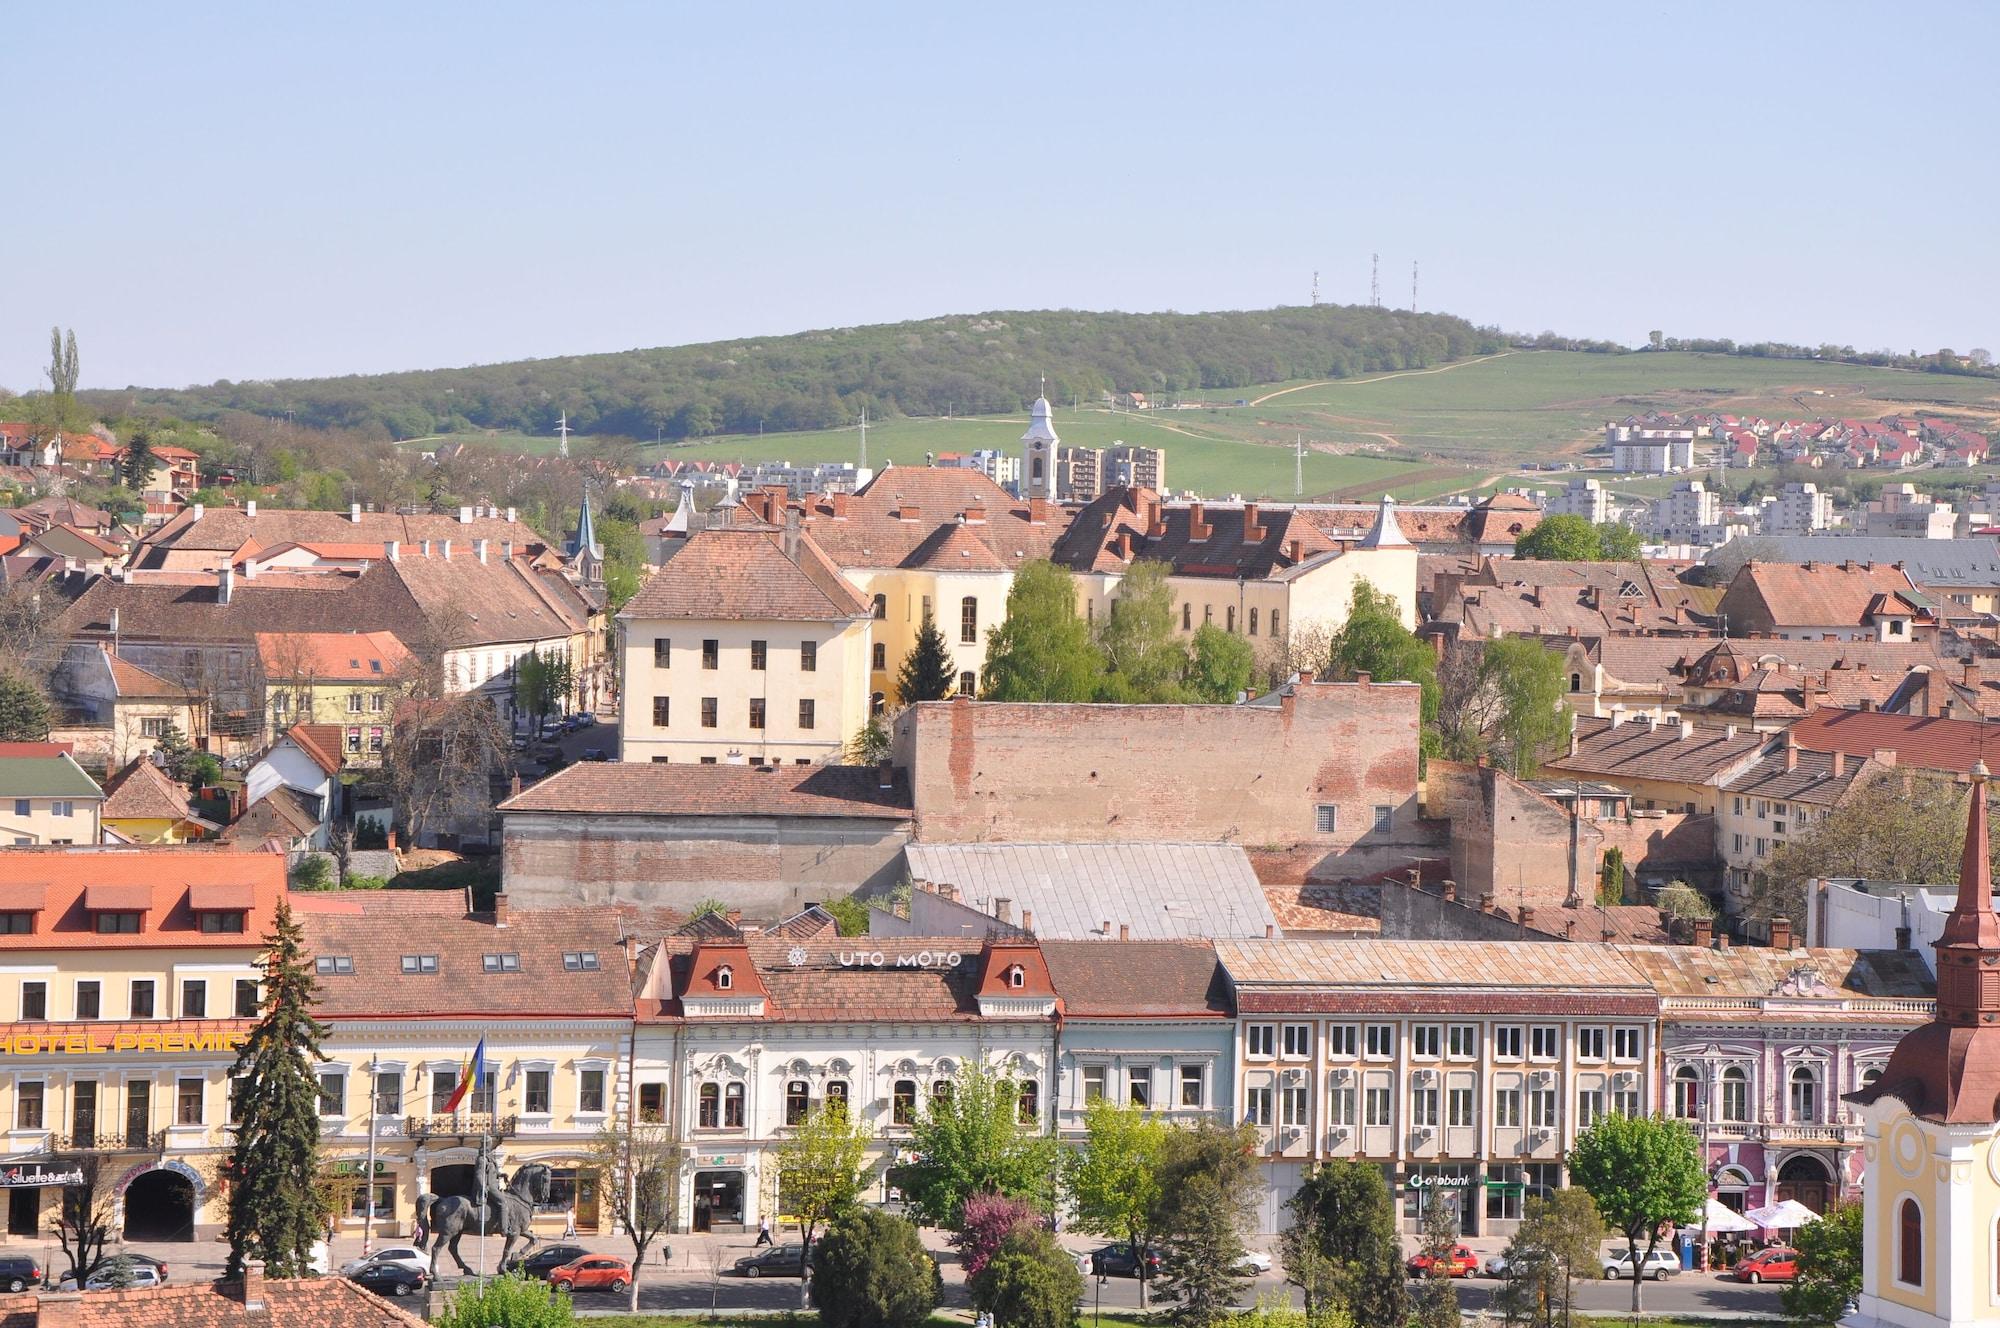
[563, 1205, 577, 1238]
[755, 1217, 773, 1247]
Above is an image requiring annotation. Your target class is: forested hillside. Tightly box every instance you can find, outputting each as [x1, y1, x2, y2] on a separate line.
[88, 305, 1505, 442]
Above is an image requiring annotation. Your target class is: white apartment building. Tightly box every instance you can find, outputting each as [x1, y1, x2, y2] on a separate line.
[1854, 484, 1955, 539]
[1647, 479, 1736, 546]
[1543, 477, 1611, 524]
[1759, 481, 1837, 536]
[1606, 423, 1696, 473]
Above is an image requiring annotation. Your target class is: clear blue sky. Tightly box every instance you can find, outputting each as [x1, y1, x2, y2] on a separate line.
[4, 2, 1995, 391]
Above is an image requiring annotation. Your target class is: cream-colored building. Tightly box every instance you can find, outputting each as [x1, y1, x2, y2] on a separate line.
[0, 749, 105, 846]
[618, 525, 874, 764]
[1847, 764, 2000, 1328]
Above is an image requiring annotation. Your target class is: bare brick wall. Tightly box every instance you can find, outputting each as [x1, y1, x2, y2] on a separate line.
[893, 683, 1436, 881]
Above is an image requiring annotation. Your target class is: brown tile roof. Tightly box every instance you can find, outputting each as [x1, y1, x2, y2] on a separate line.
[1719, 560, 1930, 629]
[298, 894, 630, 1019]
[903, 520, 1013, 572]
[1546, 714, 1766, 786]
[1050, 490, 1339, 579]
[0, 849, 284, 949]
[621, 527, 869, 621]
[1216, 937, 1654, 991]
[101, 648, 197, 699]
[1298, 503, 1473, 547]
[1616, 944, 1935, 1001]
[255, 631, 412, 681]
[1786, 706, 2000, 777]
[378, 554, 592, 648]
[134, 505, 548, 563]
[283, 725, 345, 777]
[786, 469, 1067, 570]
[1040, 939, 1230, 1017]
[499, 761, 912, 819]
[1262, 883, 1382, 935]
[99, 758, 197, 823]
[219, 787, 321, 844]
[1438, 560, 1719, 637]
[0, 1275, 429, 1325]
[1719, 747, 1878, 806]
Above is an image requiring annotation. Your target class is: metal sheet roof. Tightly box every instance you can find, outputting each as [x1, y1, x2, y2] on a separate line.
[903, 842, 1278, 940]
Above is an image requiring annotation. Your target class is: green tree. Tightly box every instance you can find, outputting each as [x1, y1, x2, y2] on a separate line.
[1499, 1189, 1604, 1328]
[1596, 522, 1644, 559]
[0, 668, 52, 742]
[1187, 623, 1255, 702]
[120, 427, 159, 490]
[584, 1120, 679, 1312]
[1482, 637, 1572, 776]
[896, 611, 958, 705]
[1096, 559, 1188, 701]
[1152, 1121, 1259, 1328]
[1064, 1100, 1168, 1306]
[900, 1064, 1056, 1226]
[1326, 580, 1439, 754]
[224, 900, 332, 1278]
[514, 648, 576, 731]
[288, 856, 333, 891]
[1281, 1160, 1405, 1328]
[844, 716, 891, 765]
[47, 327, 80, 400]
[1599, 846, 1626, 906]
[810, 1206, 940, 1328]
[981, 560, 1104, 702]
[774, 1100, 871, 1256]
[821, 895, 869, 935]
[1411, 1191, 1461, 1328]
[1782, 1202, 1861, 1325]
[1760, 772, 1980, 935]
[434, 1272, 577, 1328]
[1514, 515, 1602, 561]
[1567, 1113, 1705, 1312]
[976, 1224, 1082, 1328]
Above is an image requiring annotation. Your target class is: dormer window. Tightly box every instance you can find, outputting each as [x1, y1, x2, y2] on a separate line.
[198, 911, 246, 934]
[94, 912, 142, 935]
[716, 965, 733, 991]
[1007, 965, 1025, 989]
[0, 912, 34, 935]
[481, 953, 520, 974]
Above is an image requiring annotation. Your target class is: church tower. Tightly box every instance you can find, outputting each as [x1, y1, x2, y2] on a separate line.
[1021, 393, 1059, 501]
[1845, 761, 2000, 1328]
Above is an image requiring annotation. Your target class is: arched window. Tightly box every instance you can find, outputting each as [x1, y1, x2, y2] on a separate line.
[716, 965, 733, 991]
[872, 594, 886, 621]
[723, 1082, 745, 1128]
[785, 1080, 810, 1126]
[959, 671, 976, 696]
[1570, 672, 1583, 692]
[1007, 964, 1025, 989]
[1672, 1066, 1701, 1119]
[1789, 1065, 1819, 1122]
[933, 1080, 955, 1107]
[697, 1082, 719, 1129]
[892, 1079, 917, 1126]
[960, 597, 979, 644]
[1720, 1067, 1748, 1122]
[1018, 1080, 1039, 1124]
[825, 1080, 849, 1116]
[871, 691, 886, 716]
[1859, 1065, 1883, 1092]
[1899, 1198, 1923, 1287]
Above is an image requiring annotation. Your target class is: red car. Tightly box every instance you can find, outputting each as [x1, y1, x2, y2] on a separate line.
[548, 1255, 632, 1293]
[1735, 1247, 1799, 1284]
[1408, 1245, 1479, 1278]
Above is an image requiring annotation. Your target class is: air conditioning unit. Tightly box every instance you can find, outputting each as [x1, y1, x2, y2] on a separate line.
[1331, 1068, 1353, 1085]
[1283, 1068, 1304, 1084]
[1531, 1070, 1553, 1086]
[1281, 1126, 1302, 1143]
[1327, 1127, 1349, 1145]
[1530, 1128, 1552, 1145]
[1614, 1071, 1636, 1088]
[1413, 1068, 1435, 1085]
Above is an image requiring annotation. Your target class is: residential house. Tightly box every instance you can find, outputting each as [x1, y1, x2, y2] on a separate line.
[1713, 536, 2000, 619]
[1783, 706, 2000, 778]
[1714, 560, 1937, 642]
[0, 745, 104, 845]
[99, 757, 214, 845]
[51, 644, 204, 770]
[234, 723, 343, 850]
[256, 631, 412, 764]
[1543, 713, 1766, 815]
[1716, 742, 1883, 920]
[129, 501, 549, 572]
[18, 523, 125, 574]
[1855, 485, 1954, 539]
[1431, 559, 1719, 640]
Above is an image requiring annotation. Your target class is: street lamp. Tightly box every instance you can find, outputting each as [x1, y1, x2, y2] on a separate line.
[362, 1054, 380, 1258]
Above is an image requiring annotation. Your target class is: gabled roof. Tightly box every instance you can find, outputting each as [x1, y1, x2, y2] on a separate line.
[255, 630, 412, 681]
[100, 648, 197, 700]
[219, 787, 321, 844]
[784, 469, 1068, 570]
[133, 504, 547, 563]
[499, 761, 911, 819]
[1040, 939, 1230, 1017]
[1719, 747, 1877, 806]
[1616, 944, 1934, 1002]
[277, 724, 344, 777]
[1787, 707, 2000, 777]
[1051, 489, 1341, 579]
[1546, 714, 1765, 786]
[99, 758, 198, 824]
[0, 752, 102, 800]
[1710, 536, 2000, 590]
[1720, 560, 1932, 628]
[620, 527, 869, 621]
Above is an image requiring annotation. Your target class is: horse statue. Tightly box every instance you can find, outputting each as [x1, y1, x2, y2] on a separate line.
[416, 1159, 552, 1276]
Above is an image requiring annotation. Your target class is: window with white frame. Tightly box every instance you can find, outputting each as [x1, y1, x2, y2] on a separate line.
[1672, 1066, 1701, 1119]
[1364, 1024, 1395, 1060]
[1528, 1086, 1558, 1129]
[1280, 1085, 1308, 1127]
[1577, 1027, 1606, 1061]
[1447, 1084, 1475, 1127]
[1529, 1025, 1560, 1060]
[1246, 1025, 1276, 1059]
[1178, 1064, 1204, 1108]
[1326, 1024, 1358, 1058]
[1493, 1085, 1521, 1128]
[1612, 1083, 1642, 1118]
[1282, 1024, 1312, 1059]
[1326, 1082, 1355, 1126]
[1494, 1026, 1523, 1060]
[1412, 1025, 1441, 1059]
[1612, 1026, 1642, 1061]
[1446, 1025, 1478, 1059]
[1410, 1085, 1439, 1128]
[1720, 1067, 1748, 1122]
[1576, 1087, 1604, 1127]
[1788, 1065, 1820, 1122]
[1363, 1085, 1392, 1126]
[1245, 1085, 1273, 1127]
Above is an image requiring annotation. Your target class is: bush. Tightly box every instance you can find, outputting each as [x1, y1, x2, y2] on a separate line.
[433, 1272, 575, 1327]
[956, 1192, 1044, 1293]
[342, 874, 390, 891]
[288, 856, 333, 891]
[976, 1225, 1081, 1328]
[810, 1206, 939, 1328]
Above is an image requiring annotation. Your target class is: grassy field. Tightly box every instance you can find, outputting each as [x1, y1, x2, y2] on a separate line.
[447, 352, 2000, 502]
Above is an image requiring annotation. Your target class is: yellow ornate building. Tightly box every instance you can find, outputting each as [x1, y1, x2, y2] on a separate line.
[1847, 762, 2000, 1328]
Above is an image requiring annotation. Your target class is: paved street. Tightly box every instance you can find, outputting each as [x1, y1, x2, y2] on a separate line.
[48, 1226, 1786, 1318]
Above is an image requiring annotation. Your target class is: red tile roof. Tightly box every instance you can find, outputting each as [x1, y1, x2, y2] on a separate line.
[784, 469, 1068, 570]
[1039, 939, 1229, 1016]
[0, 850, 285, 949]
[102, 649, 197, 700]
[100, 759, 199, 824]
[1718, 560, 1931, 630]
[0, 1275, 428, 1326]
[255, 631, 412, 681]
[1787, 706, 2000, 777]
[621, 526, 869, 621]
[498, 762, 912, 819]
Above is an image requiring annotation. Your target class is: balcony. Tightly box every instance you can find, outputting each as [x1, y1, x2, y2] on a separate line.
[1761, 1122, 1862, 1146]
[403, 1114, 518, 1141]
[54, 1130, 166, 1154]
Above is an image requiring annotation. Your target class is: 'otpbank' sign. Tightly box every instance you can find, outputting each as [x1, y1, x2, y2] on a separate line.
[0, 1030, 249, 1056]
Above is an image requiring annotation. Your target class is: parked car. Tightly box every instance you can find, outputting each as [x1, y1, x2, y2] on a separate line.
[349, 1263, 427, 1298]
[340, 1247, 428, 1279]
[538, 721, 564, 739]
[732, 1244, 809, 1278]
[548, 1255, 631, 1293]
[503, 1243, 594, 1280]
[85, 1265, 164, 1292]
[59, 1253, 169, 1291]
[1603, 1249, 1681, 1281]
[1089, 1243, 1162, 1279]
[1408, 1245, 1479, 1278]
[572, 713, 596, 730]
[1237, 1250, 1273, 1275]
[1735, 1247, 1800, 1284]
[0, 1256, 40, 1293]
[581, 748, 608, 762]
[1483, 1253, 1511, 1279]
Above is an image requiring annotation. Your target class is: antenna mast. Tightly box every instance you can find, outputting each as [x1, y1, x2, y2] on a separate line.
[555, 411, 571, 459]
[1370, 254, 1380, 308]
[1295, 434, 1305, 497]
[1412, 261, 1419, 312]
[857, 407, 868, 472]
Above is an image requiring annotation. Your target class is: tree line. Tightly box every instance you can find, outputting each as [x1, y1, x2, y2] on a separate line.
[58, 305, 1506, 442]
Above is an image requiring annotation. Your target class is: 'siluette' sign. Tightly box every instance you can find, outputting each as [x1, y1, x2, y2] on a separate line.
[0, 1164, 84, 1189]
[0, 1030, 249, 1056]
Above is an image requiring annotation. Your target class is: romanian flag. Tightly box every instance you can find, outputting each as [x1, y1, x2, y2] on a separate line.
[441, 1036, 486, 1112]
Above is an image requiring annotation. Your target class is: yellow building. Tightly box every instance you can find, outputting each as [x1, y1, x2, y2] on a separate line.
[99, 759, 216, 845]
[0, 748, 105, 846]
[1847, 761, 2000, 1328]
[297, 892, 632, 1241]
[257, 631, 413, 766]
[0, 850, 283, 1242]
[617, 526, 874, 765]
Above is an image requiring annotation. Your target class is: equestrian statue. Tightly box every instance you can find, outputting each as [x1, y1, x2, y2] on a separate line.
[416, 1146, 552, 1277]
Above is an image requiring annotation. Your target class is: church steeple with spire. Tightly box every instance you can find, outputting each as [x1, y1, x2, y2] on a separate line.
[1020, 384, 1060, 501]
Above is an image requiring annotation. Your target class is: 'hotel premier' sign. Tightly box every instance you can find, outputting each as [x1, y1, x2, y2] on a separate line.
[0, 1030, 250, 1056]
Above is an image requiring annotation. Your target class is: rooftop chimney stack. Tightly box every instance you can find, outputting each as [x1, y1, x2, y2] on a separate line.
[458, 506, 474, 524]
[1692, 917, 1714, 947]
[386, 539, 400, 562]
[245, 499, 256, 518]
[1769, 916, 1793, 950]
[349, 502, 362, 523]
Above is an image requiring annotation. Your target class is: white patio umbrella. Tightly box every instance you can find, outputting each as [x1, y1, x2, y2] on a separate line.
[1706, 1199, 1757, 1233]
[1744, 1199, 1821, 1231]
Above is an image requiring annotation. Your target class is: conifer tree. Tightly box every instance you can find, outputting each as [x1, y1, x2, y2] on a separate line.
[224, 900, 332, 1278]
[896, 611, 958, 705]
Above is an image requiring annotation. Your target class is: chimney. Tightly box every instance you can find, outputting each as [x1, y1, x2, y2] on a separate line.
[1894, 924, 1912, 949]
[475, 538, 489, 564]
[458, 505, 474, 524]
[387, 828, 398, 852]
[1716, 931, 1730, 951]
[994, 897, 1013, 924]
[1188, 502, 1211, 540]
[1243, 502, 1263, 541]
[1786, 745, 1799, 772]
[1115, 531, 1134, 561]
[385, 539, 399, 562]
[898, 502, 921, 523]
[1858, 698, 1873, 712]
[1832, 750, 1845, 776]
[1265, 924, 1276, 939]
[1678, 719, 1694, 740]
[1479, 892, 1496, 913]
[231, 1266, 268, 1314]
[1297, 670, 1315, 685]
[245, 499, 256, 518]
[1769, 916, 1793, 950]
[1564, 919, 1577, 939]
[1967, 661, 1984, 690]
[876, 759, 894, 791]
[492, 892, 510, 926]
[830, 492, 850, 519]
[783, 505, 801, 560]
[1441, 880, 1457, 903]
[1118, 923, 1131, 941]
[1518, 905, 1537, 932]
[349, 502, 362, 523]
[1725, 724, 1738, 740]
[218, 565, 234, 605]
[1285, 537, 1302, 562]
[1872, 747, 1898, 769]
[1101, 919, 1112, 936]
[1021, 909, 1035, 933]
[1692, 917, 1714, 947]
[192, 502, 204, 521]
[963, 504, 986, 523]
[506, 506, 517, 523]
[1028, 498, 1050, 524]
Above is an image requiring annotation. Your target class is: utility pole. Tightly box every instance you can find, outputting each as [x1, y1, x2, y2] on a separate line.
[1370, 254, 1380, 308]
[362, 1055, 380, 1256]
[555, 412, 571, 459]
[1295, 434, 1305, 497]
[857, 408, 868, 472]
[1311, 270, 1320, 307]
[1412, 261, 1419, 313]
